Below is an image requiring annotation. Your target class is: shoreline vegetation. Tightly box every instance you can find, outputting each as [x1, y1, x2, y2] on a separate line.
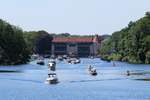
[0, 70, 21, 73]
[0, 19, 30, 65]
[98, 12, 150, 64]
[0, 20, 95, 66]
[0, 12, 150, 65]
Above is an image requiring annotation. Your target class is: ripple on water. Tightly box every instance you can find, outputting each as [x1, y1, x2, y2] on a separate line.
[0, 58, 150, 100]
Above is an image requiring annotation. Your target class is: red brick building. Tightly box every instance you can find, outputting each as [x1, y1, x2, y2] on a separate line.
[51, 35, 101, 57]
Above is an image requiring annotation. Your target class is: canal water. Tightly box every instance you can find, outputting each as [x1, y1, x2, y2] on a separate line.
[0, 58, 150, 100]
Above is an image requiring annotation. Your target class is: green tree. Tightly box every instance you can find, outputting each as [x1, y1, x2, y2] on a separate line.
[99, 12, 150, 64]
[23, 30, 53, 55]
[0, 19, 30, 65]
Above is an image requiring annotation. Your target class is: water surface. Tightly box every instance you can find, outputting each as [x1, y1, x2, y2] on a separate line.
[0, 58, 150, 100]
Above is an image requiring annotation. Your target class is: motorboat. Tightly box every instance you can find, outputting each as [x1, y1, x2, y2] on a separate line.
[31, 54, 39, 60]
[70, 60, 77, 64]
[37, 59, 44, 65]
[90, 56, 94, 59]
[45, 73, 58, 84]
[48, 59, 55, 63]
[66, 58, 80, 64]
[72, 58, 80, 64]
[44, 54, 50, 58]
[75, 59, 80, 63]
[63, 55, 68, 59]
[50, 55, 56, 59]
[65, 58, 71, 63]
[48, 61, 56, 71]
[57, 56, 63, 61]
[87, 65, 97, 76]
[126, 70, 130, 76]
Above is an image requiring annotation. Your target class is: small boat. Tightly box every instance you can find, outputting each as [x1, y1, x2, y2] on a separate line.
[69, 58, 80, 64]
[44, 54, 50, 58]
[63, 55, 68, 59]
[31, 54, 39, 60]
[50, 55, 56, 59]
[75, 59, 80, 63]
[90, 56, 94, 59]
[48, 62, 56, 71]
[126, 70, 130, 76]
[71, 60, 77, 64]
[57, 56, 63, 61]
[49, 59, 55, 63]
[87, 65, 97, 76]
[37, 59, 44, 65]
[45, 73, 58, 84]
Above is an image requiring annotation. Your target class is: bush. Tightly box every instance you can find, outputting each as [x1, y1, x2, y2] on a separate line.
[108, 53, 122, 61]
[145, 51, 150, 64]
[0, 19, 30, 65]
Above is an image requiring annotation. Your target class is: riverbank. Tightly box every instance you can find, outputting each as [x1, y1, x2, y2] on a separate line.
[100, 53, 150, 64]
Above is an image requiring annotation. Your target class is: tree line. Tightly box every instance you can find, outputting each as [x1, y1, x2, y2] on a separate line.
[0, 19, 30, 65]
[1, 12, 150, 65]
[0, 20, 97, 65]
[99, 12, 150, 64]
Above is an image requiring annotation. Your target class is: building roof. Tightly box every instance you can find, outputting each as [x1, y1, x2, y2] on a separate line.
[52, 36, 100, 43]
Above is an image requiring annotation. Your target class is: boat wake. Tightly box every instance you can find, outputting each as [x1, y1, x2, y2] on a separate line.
[69, 78, 128, 83]
[0, 78, 42, 84]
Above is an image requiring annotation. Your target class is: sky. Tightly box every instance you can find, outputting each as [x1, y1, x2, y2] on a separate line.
[0, 0, 150, 35]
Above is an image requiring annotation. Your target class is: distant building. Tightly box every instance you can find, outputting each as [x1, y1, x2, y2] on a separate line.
[51, 35, 101, 57]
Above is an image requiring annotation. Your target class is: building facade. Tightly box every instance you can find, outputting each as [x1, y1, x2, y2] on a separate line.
[51, 35, 101, 57]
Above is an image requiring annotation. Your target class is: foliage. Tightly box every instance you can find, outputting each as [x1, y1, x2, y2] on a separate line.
[23, 30, 53, 55]
[0, 19, 30, 65]
[99, 12, 150, 64]
[51, 33, 94, 38]
[145, 51, 150, 64]
[108, 53, 122, 61]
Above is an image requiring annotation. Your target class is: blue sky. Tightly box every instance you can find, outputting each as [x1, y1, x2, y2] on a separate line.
[0, 0, 150, 35]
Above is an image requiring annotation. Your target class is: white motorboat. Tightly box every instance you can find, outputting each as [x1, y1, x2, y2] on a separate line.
[50, 55, 56, 59]
[71, 60, 76, 64]
[76, 59, 80, 63]
[87, 65, 97, 76]
[48, 62, 56, 71]
[57, 56, 63, 61]
[63, 55, 68, 59]
[48, 58, 56, 71]
[48, 59, 55, 63]
[45, 73, 58, 84]
[90, 56, 94, 59]
[31, 54, 39, 60]
[66, 58, 80, 64]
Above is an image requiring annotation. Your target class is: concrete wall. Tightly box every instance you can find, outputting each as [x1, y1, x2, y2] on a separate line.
[51, 44, 55, 55]
[51, 41, 100, 56]
[66, 43, 78, 55]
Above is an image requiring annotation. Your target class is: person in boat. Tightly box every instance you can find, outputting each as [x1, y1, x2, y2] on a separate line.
[87, 65, 97, 75]
[88, 65, 97, 73]
[48, 73, 55, 78]
[46, 73, 58, 84]
[126, 70, 130, 76]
